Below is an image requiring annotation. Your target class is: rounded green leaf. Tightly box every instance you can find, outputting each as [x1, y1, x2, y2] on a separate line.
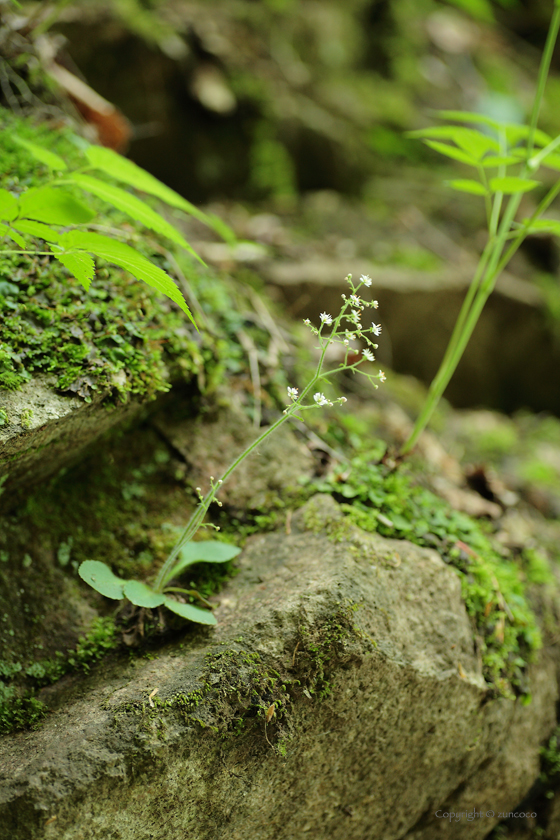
[18, 187, 95, 225]
[446, 179, 488, 196]
[123, 580, 166, 608]
[163, 596, 217, 625]
[489, 177, 540, 194]
[0, 188, 18, 222]
[78, 560, 127, 599]
[162, 540, 241, 584]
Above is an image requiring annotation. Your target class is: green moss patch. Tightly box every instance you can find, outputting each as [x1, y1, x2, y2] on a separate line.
[307, 450, 544, 699]
[0, 617, 117, 735]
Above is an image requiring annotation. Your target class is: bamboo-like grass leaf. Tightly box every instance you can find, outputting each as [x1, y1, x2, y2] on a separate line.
[18, 186, 95, 225]
[504, 125, 552, 148]
[12, 135, 68, 171]
[521, 218, 560, 236]
[162, 540, 241, 586]
[435, 110, 502, 131]
[78, 560, 127, 599]
[423, 140, 479, 166]
[480, 155, 522, 168]
[0, 223, 26, 248]
[123, 580, 166, 608]
[84, 145, 235, 243]
[53, 251, 95, 290]
[0, 188, 18, 222]
[489, 176, 540, 194]
[408, 126, 498, 159]
[71, 173, 204, 263]
[58, 230, 195, 324]
[162, 595, 217, 625]
[539, 152, 560, 171]
[446, 179, 488, 195]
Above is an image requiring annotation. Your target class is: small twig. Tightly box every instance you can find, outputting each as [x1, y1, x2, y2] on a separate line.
[285, 509, 292, 535]
[291, 640, 300, 668]
[236, 328, 262, 429]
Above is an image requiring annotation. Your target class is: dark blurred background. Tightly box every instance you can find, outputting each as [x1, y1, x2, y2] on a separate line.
[5, 0, 560, 415]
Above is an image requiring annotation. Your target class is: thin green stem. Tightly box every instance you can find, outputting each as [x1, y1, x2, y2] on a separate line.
[153, 398, 308, 591]
[401, 193, 521, 454]
[526, 4, 560, 160]
[401, 6, 560, 455]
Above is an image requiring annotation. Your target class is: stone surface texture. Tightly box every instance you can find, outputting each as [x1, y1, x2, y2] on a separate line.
[0, 374, 148, 504]
[0, 495, 556, 840]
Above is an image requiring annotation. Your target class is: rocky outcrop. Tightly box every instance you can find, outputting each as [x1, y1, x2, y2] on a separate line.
[0, 495, 556, 840]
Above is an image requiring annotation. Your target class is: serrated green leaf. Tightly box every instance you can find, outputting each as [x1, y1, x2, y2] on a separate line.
[408, 127, 497, 159]
[54, 251, 95, 290]
[0, 188, 18, 222]
[123, 580, 166, 608]
[84, 145, 234, 242]
[162, 541, 241, 585]
[479, 155, 521, 168]
[12, 220, 61, 242]
[446, 179, 488, 196]
[71, 174, 204, 263]
[12, 136, 68, 171]
[58, 230, 195, 325]
[489, 176, 540, 194]
[435, 111, 502, 131]
[78, 560, 127, 599]
[521, 218, 560, 236]
[423, 140, 478, 166]
[0, 223, 26, 248]
[163, 595, 217, 625]
[18, 187, 95, 225]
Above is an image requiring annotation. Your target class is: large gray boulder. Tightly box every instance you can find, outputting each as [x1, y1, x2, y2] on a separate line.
[0, 495, 555, 840]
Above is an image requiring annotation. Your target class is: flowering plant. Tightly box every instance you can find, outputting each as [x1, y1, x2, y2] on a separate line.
[79, 273, 385, 625]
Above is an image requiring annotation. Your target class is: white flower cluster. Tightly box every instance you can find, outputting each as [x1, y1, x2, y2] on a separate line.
[284, 273, 386, 412]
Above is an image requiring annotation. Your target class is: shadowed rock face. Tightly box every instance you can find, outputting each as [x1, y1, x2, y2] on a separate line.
[0, 495, 556, 840]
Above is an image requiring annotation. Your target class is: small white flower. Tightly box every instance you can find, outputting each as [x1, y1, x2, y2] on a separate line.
[349, 294, 361, 307]
[287, 386, 299, 401]
[345, 331, 356, 341]
[360, 274, 372, 287]
[362, 348, 375, 362]
[343, 339, 349, 346]
[320, 312, 333, 325]
[372, 300, 379, 309]
[378, 370, 386, 382]
[371, 323, 382, 336]
[303, 318, 311, 325]
[339, 396, 347, 403]
[313, 392, 330, 406]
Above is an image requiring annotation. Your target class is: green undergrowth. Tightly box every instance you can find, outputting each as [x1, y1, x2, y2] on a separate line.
[306, 443, 546, 699]
[0, 617, 117, 734]
[0, 108, 288, 404]
[114, 604, 364, 752]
